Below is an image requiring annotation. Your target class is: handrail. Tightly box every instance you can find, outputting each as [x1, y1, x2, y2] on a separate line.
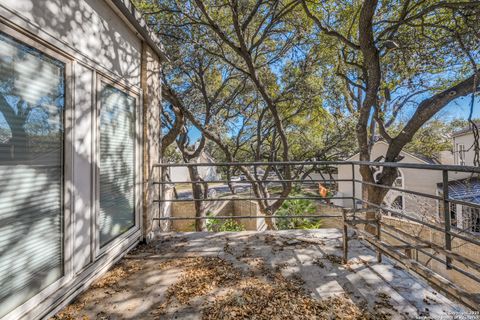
[153, 160, 480, 309]
[154, 160, 480, 174]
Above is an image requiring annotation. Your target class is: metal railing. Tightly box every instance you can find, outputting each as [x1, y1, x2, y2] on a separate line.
[152, 160, 480, 310]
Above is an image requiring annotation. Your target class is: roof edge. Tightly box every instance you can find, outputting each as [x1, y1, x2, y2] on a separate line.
[109, 0, 169, 62]
[452, 123, 479, 138]
[344, 140, 433, 164]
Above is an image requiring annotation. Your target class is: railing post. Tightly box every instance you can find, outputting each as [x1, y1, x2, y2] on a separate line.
[442, 170, 452, 269]
[376, 210, 382, 263]
[342, 208, 348, 264]
[351, 163, 356, 215]
[159, 164, 164, 228]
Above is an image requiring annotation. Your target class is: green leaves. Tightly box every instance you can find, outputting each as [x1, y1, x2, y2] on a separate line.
[276, 198, 322, 230]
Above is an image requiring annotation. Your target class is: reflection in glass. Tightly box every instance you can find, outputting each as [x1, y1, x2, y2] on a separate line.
[0, 32, 64, 317]
[99, 84, 135, 246]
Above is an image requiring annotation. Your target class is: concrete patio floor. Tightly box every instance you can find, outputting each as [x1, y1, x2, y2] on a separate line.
[52, 229, 472, 320]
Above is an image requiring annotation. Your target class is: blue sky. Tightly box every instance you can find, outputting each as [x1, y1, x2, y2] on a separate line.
[440, 96, 480, 121]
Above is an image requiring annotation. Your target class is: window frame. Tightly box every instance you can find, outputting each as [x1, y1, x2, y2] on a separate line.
[456, 143, 466, 166]
[0, 22, 74, 319]
[93, 74, 142, 258]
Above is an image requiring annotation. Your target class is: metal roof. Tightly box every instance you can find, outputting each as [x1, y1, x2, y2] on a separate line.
[439, 177, 480, 203]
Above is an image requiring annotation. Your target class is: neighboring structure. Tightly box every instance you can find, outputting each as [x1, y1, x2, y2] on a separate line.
[437, 125, 480, 233]
[168, 150, 221, 182]
[452, 123, 479, 166]
[0, 1, 164, 319]
[335, 140, 442, 220]
[336, 127, 480, 234]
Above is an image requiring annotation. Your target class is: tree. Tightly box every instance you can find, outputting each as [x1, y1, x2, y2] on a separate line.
[388, 119, 477, 159]
[138, 0, 348, 229]
[302, 0, 480, 207]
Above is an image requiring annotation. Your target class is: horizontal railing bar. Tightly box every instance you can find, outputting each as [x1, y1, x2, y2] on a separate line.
[357, 179, 480, 209]
[416, 249, 480, 284]
[345, 219, 377, 226]
[157, 176, 480, 210]
[356, 180, 443, 201]
[381, 222, 480, 271]
[155, 196, 352, 203]
[380, 228, 480, 284]
[354, 198, 447, 232]
[154, 179, 346, 185]
[153, 160, 480, 173]
[357, 198, 480, 247]
[448, 197, 480, 210]
[348, 223, 480, 309]
[154, 161, 345, 168]
[153, 214, 342, 221]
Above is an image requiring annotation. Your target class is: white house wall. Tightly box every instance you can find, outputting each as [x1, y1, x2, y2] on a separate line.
[453, 132, 477, 167]
[0, 0, 142, 87]
[0, 1, 155, 319]
[337, 142, 442, 218]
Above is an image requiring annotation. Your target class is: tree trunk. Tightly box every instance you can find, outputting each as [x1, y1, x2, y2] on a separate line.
[261, 207, 277, 230]
[188, 165, 207, 231]
[363, 169, 396, 234]
[11, 126, 28, 161]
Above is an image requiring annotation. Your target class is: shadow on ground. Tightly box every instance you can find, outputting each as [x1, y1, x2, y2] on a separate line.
[52, 229, 469, 320]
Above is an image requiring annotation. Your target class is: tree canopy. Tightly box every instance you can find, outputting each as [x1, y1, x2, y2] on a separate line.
[134, 0, 480, 215]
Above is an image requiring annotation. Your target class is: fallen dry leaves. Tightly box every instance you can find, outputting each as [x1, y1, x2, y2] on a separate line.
[164, 257, 241, 304]
[202, 275, 370, 320]
[91, 260, 143, 289]
[154, 254, 386, 320]
[52, 235, 395, 320]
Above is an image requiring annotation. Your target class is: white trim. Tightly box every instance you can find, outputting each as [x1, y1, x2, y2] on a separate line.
[0, 17, 144, 320]
[0, 22, 74, 320]
[455, 143, 466, 166]
[94, 76, 142, 257]
[16, 230, 140, 320]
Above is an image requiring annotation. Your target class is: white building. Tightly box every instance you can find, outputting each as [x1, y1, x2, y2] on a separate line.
[335, 141, 443, 221]
[0, 1, 164, 319]
[336, 128, 480, 234]
[438, 125, 480, 233]
[168, 151, 221, 182]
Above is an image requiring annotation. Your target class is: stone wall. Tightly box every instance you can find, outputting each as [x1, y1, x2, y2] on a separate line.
[170, 198, 266, 231]
[315, 204, 344, 228]
[233, 200, 265, 231]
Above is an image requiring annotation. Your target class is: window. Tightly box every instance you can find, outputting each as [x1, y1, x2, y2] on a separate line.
[463, 207, 480, 233]
[393, 170, 404, 188]
[373, 167, 403, 188]
[391, 196, 404, 210]
[0, 31, 65, 317]
[98, 83, 136, 246]
[450, 203, 457, 227]
[456, 143, 466, 165]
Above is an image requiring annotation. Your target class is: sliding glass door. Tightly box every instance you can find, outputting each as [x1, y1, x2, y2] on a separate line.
[98, 83, 136, 247]
[0, 31, 65, 317]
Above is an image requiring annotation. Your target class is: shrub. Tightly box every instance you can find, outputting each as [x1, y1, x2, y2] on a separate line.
[276, 198, 322, 230]
[206, 212, 246, 232]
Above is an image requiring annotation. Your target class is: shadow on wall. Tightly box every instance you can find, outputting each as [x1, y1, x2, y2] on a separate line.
[0, 0, 143, 316]
[1, 0, 142, 86]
